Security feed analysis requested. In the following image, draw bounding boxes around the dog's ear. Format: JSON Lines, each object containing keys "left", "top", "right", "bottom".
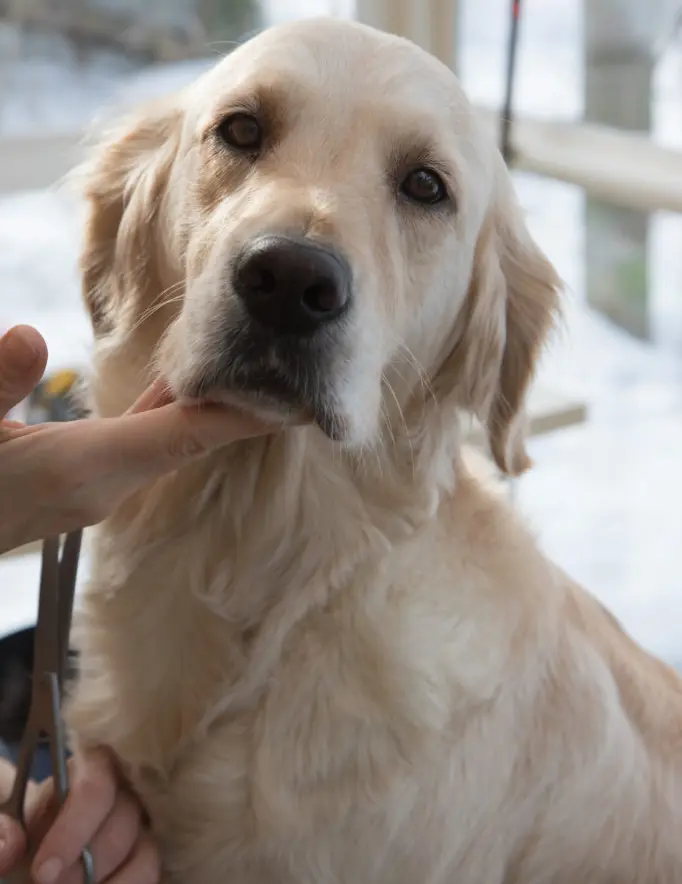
{"left": 79, "top": 99, "right": 182, "bottom": 335}
{"left": 433, "top": 166, "right": 561, "bottom": 476}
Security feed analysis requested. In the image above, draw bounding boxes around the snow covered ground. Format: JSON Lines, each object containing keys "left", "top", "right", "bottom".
{"left": 1, "top": 0, "right": 681, "bottom": 668}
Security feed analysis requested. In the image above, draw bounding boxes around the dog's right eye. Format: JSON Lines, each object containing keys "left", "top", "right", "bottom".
{"left": 400, "top": 167, "right": 448, "bottom": 205}
{"left": 217, "top": 113, "right": 263, "bottom": 152}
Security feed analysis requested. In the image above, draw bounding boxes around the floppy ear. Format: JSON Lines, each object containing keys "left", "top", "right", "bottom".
{"left": 434, "top": 168, "right": 562, "bottom": 476}
{"left": 79, "top": 99, "right": 182, "bottom": 335}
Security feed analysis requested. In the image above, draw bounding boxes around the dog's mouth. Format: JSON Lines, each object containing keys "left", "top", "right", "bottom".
{"left": 183, "top": 323, "right": 349, "bottom": 441}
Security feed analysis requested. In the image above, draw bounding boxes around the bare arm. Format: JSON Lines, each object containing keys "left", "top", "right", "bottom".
{"left": 0, "top": 325, "right": 276, "bottom": 553}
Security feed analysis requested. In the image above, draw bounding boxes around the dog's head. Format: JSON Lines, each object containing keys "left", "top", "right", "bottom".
{"left": 81, "top": 17, "right": 560, "bottom": 475}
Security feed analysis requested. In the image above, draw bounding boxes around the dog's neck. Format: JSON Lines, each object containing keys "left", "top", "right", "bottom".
{"left": 79, "top": 358, "right": 464, "bottom": 770}
{"left": 86, "top": 327, "right": 461, "bottom": 631}
{"left": 95, "top": 403, "right": 460, "bottom": 603}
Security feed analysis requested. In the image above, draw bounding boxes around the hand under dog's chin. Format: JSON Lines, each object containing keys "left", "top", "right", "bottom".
{"left": 176, "top": 383, "right": 348, "bottom": 442}
{"left": 178, "top": 387, "right": 305, "bottom": 426}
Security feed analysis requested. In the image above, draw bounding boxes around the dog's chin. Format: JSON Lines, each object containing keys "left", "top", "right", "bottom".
{"left": 175, "top": 318, "right": 356, "bottom": 442}
{"left": 180, "top": 371, "right": 349, "bottom": 442}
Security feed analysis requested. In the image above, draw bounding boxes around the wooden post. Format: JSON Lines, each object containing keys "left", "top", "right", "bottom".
{"left": 583, "top": 0, "right": 666, "bottom": 339}
{"left": 429, "top": 0, "right": 459, "bottom": 74}
{"left": 354, "top": 0, "right": 458, "bottom": 74}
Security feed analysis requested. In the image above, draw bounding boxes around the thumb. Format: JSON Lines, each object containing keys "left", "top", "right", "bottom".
{"left": 0, "top": 813, "right": 27, "bottom": 876}
{"left": 91, "top": 400, "right": 275, "bottom": 478}
{"left": 0, "top": 325, "right": 48, "bottom": 420}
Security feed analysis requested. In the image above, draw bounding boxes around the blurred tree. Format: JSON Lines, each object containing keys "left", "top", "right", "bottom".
{"left": 199, "top": 0, "right": 261, "bottom": 44}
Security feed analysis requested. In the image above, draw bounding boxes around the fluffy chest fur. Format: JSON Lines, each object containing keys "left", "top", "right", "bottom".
{"left": 65, "top": 447, "right": 682, "bottom": 884}
{"left": 66, "top": 449, "right": 540, "bottom": 884}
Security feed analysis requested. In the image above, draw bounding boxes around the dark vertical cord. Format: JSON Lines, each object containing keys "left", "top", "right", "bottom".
{"left": 500, "top": 0, "right": 522, "bottom": 165}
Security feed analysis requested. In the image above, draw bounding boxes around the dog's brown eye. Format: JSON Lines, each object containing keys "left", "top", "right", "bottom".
{"left": 400, "top": 168, "right": 447, "bottom": 205}
{"left": 218, "top": 113, "right": 262, "bottom": 151}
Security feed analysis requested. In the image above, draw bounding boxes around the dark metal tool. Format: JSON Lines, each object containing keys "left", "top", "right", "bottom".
{"left": 0, "top": 532, "right": 93, "bottom": 884}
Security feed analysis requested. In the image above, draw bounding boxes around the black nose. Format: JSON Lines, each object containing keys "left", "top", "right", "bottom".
{"left": 232, "top": 235, "right": 351, "bottom": 335}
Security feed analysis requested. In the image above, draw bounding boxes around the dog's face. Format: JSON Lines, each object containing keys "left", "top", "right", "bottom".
{"left": 82, "top": 18, "right": 560, "bottom": 473}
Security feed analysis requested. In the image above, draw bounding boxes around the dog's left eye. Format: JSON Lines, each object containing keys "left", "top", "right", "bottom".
{"left": 217, "top": 113, "right": 263, "bottom": 152}
{"left": 400, "top": 168, "right": 447, "bottom": 205}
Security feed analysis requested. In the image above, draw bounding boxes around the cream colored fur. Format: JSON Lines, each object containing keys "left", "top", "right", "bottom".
{"left": 63, "top": 18, "right": 682, "bottom": 884}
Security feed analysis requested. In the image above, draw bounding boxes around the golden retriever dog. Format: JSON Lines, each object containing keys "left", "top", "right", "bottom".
{"left": 63, "top": 17, "right": 682, "bottom": 884}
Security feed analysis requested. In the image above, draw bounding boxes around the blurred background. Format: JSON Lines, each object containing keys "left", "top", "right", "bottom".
{"left": 0, "top": 0, "right": 680, "bottom": 673}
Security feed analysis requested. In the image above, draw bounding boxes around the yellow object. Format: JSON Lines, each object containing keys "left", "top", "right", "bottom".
{"left": 44, "top": 369, "right": 78, "bottom": 398}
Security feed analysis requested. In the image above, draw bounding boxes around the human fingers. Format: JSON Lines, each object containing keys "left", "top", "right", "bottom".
{"left": 31, "top": 749, "right": 117, "bottom": 884}
{"left": 55, "top": 792, "right": 142, "bottom": 884}
{"left": 0, "top": 398, "right": 287, "bottom": 550}
{"left": 0, "top": 813, "right": 27, "bottom": 876}
{"left": 103, "top": 833, "right": 161, "bottom": 884}
{"left": 87, "top": 400, "right": 277, "bottom": 480}
{"left": 0, "top": 325, "right": 47, "bottom": 420}
{"left": 126, "top": 378, "right": 173, "bottom": 415}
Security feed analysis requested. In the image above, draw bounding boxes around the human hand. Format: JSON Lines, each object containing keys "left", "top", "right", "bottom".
{"left": 0, "top": 325, "right": 277, "bottom": 553}
{"left": 0, "top": 748, "right": 160, "bottom": 884}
